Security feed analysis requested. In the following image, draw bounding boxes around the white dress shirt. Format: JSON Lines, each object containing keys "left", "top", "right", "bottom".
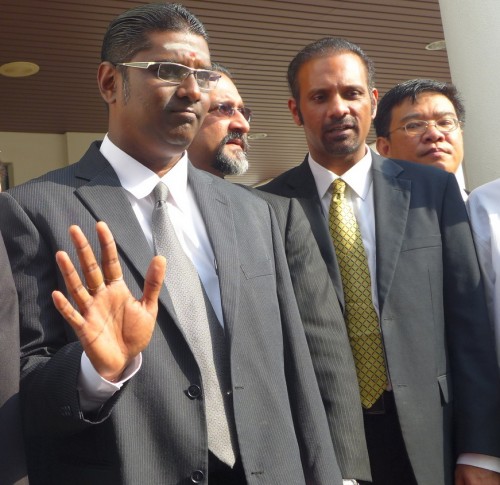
{"left": 309, "top": 148, "right": 500, "bottom": 474}
{"left": 78, "top": 135, "right": 224, "bottom": 409}
{"left": 467, "top": 178, "right": 500, "bottom": 368}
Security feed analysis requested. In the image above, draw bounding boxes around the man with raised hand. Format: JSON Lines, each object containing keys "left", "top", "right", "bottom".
{"left": 0, "top": 6, "right": 342, "bottom": 484}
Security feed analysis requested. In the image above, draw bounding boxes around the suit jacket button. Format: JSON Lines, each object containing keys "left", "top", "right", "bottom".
{"left": 187, "top": 384, "right": 202, "bottom": 399}
{"left": 191, "top": 469, "right": 205, "bottom": 483}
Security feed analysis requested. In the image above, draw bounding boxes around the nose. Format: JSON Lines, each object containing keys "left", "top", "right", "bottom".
{"left": 327, "top": 94, "right": 350, "bottom": 119}
{"left": 228, "top": 110, "right": 250, "bottom": 134}
{"left": 176, "top": 72, "right": 201, "bottom": 102}
{"left": 422, "top": 121, "right": 445, "bottom": 142}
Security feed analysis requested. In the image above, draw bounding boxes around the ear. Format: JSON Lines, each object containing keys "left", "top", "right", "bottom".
{"left": 97, "top": 62, "right": 119, "bottom": 104}
{"left": 371, "top": 88, "right": 379, "bottom": 119}
{"left": 288, "top": 97, "right": 302, "bottom": 126}
{"left": 376, "top": 136, "right": 391, "bottom": 157}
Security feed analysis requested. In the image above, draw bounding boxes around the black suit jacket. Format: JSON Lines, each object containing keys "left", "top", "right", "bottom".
{"left": 0, "top": 143, "right": 342, "bottom": 485}
{"left": 261, "top": 151, "right": 500, "bottom": 485}
{"left": 0, "top": 233, "right": 29, "bottom": 485}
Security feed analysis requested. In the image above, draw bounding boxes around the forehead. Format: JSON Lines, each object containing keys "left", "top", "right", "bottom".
{"left": 393, "top": 92, "right": 457, "bottom": 120}
{"left": 211, "top": 74, "right": 243, "bottom": 105}
{"left": 134, "top": 30, "right": 210, "bottom": 66}
{"left": 297, "top": 52, "right": 369, "bottom": 91}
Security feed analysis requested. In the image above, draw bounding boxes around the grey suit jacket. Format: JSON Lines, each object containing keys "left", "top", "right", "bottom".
{"left": 0, "top": 233, "right": 29, "bottom": 485}
{"left": 261, "top": 151, "right": 500, "bottom": 485}
{"left": 0, "top": 142, "right": 342, "bottom": 485}
{"left": 250, "top": 189, "right": 370, "bottom": 481}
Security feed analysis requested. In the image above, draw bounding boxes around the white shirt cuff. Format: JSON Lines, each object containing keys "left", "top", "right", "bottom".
{"left": 77, "top": 352, "right": 142, "bottom": 412}
{"left": 457, "top": 453, "right": 500, "bottom": 473}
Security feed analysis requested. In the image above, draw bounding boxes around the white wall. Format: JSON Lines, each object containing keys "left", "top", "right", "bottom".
{"left": 439, "top": 0, "right": 500, "bottom": 189}
{"left": 0, "top": 132, "right": 104, "bottom": 187}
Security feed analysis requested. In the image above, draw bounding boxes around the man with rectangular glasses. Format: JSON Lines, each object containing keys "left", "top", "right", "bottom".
{"left": 374, "top": 79, "right": 468, "bottom": 199}
{"left": 0, "top": 4, "right": 342, "bottom": 484}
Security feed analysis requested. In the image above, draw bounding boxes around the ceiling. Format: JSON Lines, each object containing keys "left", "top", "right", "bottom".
{"left": 0, "top": 0, "right": 451, "bottom": 186}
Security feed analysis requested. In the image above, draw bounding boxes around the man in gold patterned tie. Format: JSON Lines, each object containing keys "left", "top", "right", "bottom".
{"left": 260, "top": 37, "right": 500, "bottom": 485}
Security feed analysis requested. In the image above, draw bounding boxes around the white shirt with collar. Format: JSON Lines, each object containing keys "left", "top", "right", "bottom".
{"left": 78, "top": 135, "right": 224, "bottom": 409}
{"left": 467, "top": 179, "right": 500, "bottom": 367}
{"left": 308, "top": 146, "right": 500, "bottom": 474}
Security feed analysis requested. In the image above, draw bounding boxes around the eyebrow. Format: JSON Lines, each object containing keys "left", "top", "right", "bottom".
{"left": 398, "top": 111, "right": 458, "bottom": 123}
{"left": 151, "top": 59, "right": 212, "bottom": 69}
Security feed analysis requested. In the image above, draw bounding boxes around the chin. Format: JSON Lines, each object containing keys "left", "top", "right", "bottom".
{"left": 167, "top": 128, "right": 198, "bottom": 147}
{"left": 424, "top": 159, "right": 448, "bottom": 171}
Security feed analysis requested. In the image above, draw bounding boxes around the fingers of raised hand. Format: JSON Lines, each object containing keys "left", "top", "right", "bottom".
{"left": 95, "top": 221, "right": 124, "bottom": 286}
{"left": 52, "top": 289, "right": 86, "bottom": 333}
{"left": 57, "top": 223, "right": 126, "bottom": 311}
{"left": 68, "top": 224, "right": 106, "bottom": 297}
{"left": 55, "top": 248, "right": 94, "bottom": 310}
{"left": 142, "top": 255, "right": 166, "bottom": 311}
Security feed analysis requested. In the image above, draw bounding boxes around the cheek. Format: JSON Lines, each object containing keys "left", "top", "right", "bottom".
{"left": 206, "top": 127, "right": 226, "bottom": 149}
{"left": 388, "top": 137, "right": 416, "bottom": 158}
{"left": 451, "top": 134, "right": 464, "bottom": 154}
{"left": 301, "top": 106, "right": 322, "bottom": 128}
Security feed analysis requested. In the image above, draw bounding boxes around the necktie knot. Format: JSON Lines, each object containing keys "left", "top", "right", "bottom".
{"left": 332, "top": 178, "right": 346, "bottom": 203}
{"left": 153, "top": 182, "right": 169, "bottom": 206}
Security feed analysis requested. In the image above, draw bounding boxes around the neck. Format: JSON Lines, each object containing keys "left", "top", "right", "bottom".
{"left": 311, "top": 146, "right": 367, "bottom": 175}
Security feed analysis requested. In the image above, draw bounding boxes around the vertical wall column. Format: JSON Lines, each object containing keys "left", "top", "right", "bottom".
{"left": 439, "top": 0, "right": 500, "bottom": 189}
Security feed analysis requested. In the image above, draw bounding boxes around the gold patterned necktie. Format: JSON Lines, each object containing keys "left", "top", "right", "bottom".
{"left": 329, "top": 178, "right": 387, "bottom": 408}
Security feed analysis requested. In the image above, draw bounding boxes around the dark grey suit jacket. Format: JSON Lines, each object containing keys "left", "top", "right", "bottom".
{"left": 0, "top": 233, "right": 29, "bottom": 485}
{"left": 261, "top": 151, "right": 500, "bottom": 485}
{"left": 250, "top": 189, "right": 370, "bottom": 481}
{"left": 0, "top": 142, "right": 342, "bottom": 485}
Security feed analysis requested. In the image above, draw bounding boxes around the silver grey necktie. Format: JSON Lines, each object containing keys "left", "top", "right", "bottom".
{"left": 151, "top": 181, "right": 237, "bottom": 466}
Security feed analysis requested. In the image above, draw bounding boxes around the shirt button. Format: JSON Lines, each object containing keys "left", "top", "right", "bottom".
{"left": 187, "top": 384, "right": 202, "bottom": 399}
{"left": 191, "top": 469, "right": 205, "bottom": 483}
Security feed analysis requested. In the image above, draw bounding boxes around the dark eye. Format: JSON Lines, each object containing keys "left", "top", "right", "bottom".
{"left": 157, "top": 63, "right": 185, "bottom": 82}
{"left": 218, "top": 104, "right": 234, "bottom": 116}
{"left": 405, "top": 121, "right": 426, "bottom": 130}
{"left": 437, "top": 118, "right": 455, "bottom": 128}
{"left": 311, "top": 93, "right": 326, "bottom": 102}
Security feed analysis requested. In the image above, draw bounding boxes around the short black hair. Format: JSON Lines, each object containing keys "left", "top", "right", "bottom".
{"left": 211, "top": 62, "right": 232, "bottom": 78}
{"left": 101, "top": 3, "right": 207, "bottom": 64}
{"left": 374, "top": 78, "right": 465, "bottom": 137}
{"left": 287, "top": 37, "right": 375, "bottom": 102}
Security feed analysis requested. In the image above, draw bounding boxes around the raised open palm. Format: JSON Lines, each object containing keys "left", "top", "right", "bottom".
{"left": 52, "top": 222, "right": 166, "bottom": 382}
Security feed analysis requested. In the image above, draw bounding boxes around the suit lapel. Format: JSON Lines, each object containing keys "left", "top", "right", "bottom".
{"left": 371, "top": 153, "right": 411, "bottom": 315}
{"left": 286, "top": 159, "right": 345, "bottom": 308}
{"left": 73, "top": 144, "right": 179, "bottom": 325}
{"left": 188, "top": 165, "right": 240, "bottom": 340}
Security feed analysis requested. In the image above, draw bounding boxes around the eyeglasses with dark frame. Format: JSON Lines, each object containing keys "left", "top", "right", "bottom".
{"left": 389, "top": 117, "right": 462, "bottom": 137}
{"left": 208, "top": 103, "right": 252, "bottom": 122}
{"left": 115, "top": 61, "right": 221, "bottom": 92}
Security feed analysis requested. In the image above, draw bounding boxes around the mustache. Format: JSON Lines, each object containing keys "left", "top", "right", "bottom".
{"left": 222, "top": 131, "right": 249, "bottom": 152}
{"left": 324, "top": 116, "right": 358, "bottom": 131}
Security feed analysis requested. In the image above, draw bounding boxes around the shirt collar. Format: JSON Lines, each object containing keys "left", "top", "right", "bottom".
{"left": 100, "top": 135, "right": 189, "bottom": 209}
{"left": 308, "top": 147, "right": 373, "bottom": 199}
